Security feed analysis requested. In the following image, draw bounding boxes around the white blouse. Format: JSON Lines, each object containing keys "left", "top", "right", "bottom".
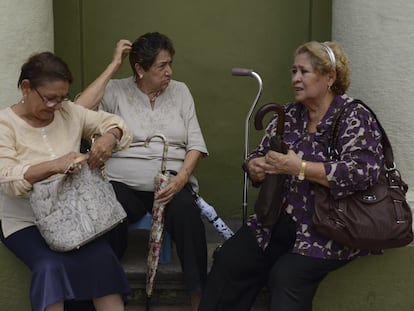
{"left": 101, "top": 77, "right": 208, "bottom": 192}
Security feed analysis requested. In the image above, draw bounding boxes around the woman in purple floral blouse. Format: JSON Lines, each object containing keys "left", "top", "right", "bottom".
{"left": 199, "top": 41, "right": 383, "bottom": 311}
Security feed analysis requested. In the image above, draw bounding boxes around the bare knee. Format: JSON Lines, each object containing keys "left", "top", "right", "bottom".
{"left": 45, "top": 302, "right": 64, "bottom": 311}
{"left": 93, "top": 293, "right": 124, "bottom": 311}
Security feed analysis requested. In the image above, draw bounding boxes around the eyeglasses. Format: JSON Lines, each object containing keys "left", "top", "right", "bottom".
{"left": 34, "top": 88, "right": 70, "bottom": 107}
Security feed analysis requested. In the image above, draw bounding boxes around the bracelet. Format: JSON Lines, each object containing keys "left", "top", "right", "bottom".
{"left": 105, "top": 131, "right": 121, "bottom": 152}
{"left": 298, "top": 160, "right": 307, "bottom": 181}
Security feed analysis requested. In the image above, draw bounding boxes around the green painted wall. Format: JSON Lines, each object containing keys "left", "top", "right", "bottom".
{"left": 0, "top": 245, "right": 31, "bottom": 310}
{"left": 53, "top": 0, "right": 332, "bottom": 218}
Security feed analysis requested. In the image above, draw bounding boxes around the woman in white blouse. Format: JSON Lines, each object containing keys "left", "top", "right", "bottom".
{"left": 77, "top": 32, "right": 208, "bottom": 311}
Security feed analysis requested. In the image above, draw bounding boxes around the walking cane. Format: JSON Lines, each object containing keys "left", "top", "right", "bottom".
{"left": 231, "top": 68, "right": 263, "bottom": 225}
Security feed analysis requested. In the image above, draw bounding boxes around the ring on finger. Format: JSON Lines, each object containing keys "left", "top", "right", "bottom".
{"left": 64, "top": 163, "right": 74, "bottom": 174}
{"left": 66, "top": 162, "right": 82, "bottom": 174}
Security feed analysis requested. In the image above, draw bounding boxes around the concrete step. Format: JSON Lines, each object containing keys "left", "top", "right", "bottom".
{"left": 125, "top": 300, "right": 269, "bottom": 311}
{"left": 121, "top": 218, "right": 269, "bottom": 310}
{"left": 121, "top": 218, "right": 230, "bottom": 307}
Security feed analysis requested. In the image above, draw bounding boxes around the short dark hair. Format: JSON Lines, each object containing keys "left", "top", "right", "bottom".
{"left": 17, "top": 51, "right": 73, "bottom": 88}
{"left": 129, "top": 32, "right": 175, "bottom": 75}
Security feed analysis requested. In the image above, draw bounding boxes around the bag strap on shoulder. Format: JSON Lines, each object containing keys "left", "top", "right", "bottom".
{"left": 328, "top": 99, "right": 394, "bottom": 170}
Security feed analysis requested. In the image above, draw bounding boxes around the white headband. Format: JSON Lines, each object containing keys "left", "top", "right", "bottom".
{"left": 320, "top": 42, "right": 336, "bottom": 69}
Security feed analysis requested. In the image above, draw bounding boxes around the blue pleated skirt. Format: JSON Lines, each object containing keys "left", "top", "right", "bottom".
{"left": 2, "top": 225, "right": 130, "bottom": 311}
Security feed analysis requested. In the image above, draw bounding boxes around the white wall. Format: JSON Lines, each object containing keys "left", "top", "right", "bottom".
{"left": 333, "top": 0, "right": 414, "bottom": 204}
{"left": 0, "top": 0, "right": 54, "bottom": 109}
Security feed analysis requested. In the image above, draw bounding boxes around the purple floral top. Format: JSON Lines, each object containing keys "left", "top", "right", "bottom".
{"left": 245, "top": 94, "right": 383, "bottom": 260}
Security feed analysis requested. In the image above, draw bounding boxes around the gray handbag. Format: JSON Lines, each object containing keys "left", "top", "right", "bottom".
{"left": 29, "top": 164, "right": 126, "bottom": 252}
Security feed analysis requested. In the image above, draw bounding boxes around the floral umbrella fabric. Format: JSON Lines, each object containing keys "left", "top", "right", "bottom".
{"left": 144, "top": 134, "right": 170, "bottom": 308}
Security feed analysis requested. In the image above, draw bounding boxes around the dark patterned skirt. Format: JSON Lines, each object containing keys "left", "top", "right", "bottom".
{"left": 1, "top": 225, "right": 130, "bottom": 311}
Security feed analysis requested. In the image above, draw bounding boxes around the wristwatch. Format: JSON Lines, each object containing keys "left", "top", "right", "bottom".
{"left": 298, "top": 160, "right": 307, "bottom": 181}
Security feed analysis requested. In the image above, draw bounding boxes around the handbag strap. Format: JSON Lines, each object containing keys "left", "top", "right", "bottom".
{"left": 328, "top": 99, "right": 394, "bottom": 170}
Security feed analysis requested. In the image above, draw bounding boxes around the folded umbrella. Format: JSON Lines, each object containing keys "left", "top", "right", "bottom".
{"left": 185, "top": 184, "right": 234, "bottom": 240}
{"left": 144, "top": 133, "right": 171, "bottom": 310}
{"left": 165, "top": 170, "right": 234, "bottom": 241}
{"left": 253, "top": 103, "right": 288, "bottom": 227}
{"left": 195, "top": 195, "right": 234, "bottom": 240}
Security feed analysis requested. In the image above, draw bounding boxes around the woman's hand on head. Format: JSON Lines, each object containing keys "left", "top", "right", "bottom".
{"left": 112, "top": 39, "right": 132, "bottom": 67}
{"left": 264, "top": 150, "right": 301, "bottom": 176}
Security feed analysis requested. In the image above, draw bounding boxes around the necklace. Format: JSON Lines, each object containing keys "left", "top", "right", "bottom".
{"left": 135, "top": 80, "right": 161, "bottom": 105}
{"left": 149, "top": 90, "right": 161, "bottom": 104}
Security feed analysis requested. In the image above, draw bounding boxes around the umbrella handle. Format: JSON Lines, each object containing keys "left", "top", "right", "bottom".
{"left": 145, "top": 134, "right": 169, "bottom": 173}
{"left": 254, "top": 102, "right": 285, "bottom": 136}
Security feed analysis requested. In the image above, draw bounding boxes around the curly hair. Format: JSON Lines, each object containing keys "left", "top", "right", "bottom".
{"left": 294, "top": 41, "right": 351, "bottom": 95}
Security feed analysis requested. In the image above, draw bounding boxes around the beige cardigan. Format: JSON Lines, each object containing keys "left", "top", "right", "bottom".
{"left": 0, "top": 102, "right": 132, "bottom": 238}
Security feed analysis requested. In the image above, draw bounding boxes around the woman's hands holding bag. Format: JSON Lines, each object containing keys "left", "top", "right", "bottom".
{"left": 24, "top": 152, "right": 88, "bottom": 185}
{"left": 87, "top": 130, "right": 121, "bottom": 169}
{"left": 64, "top": 153, "right": 88, "bottom": 174}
